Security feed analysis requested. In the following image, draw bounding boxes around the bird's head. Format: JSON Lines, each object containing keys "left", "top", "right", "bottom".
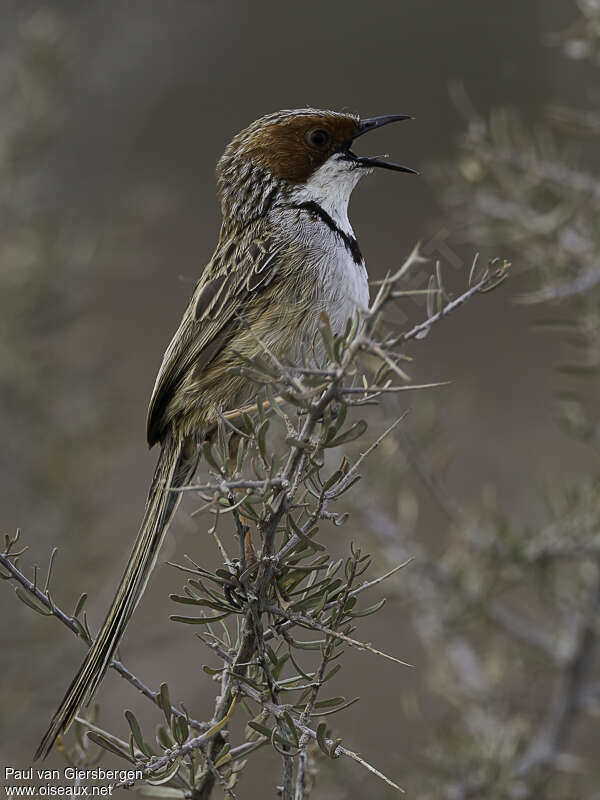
{"left": 216, "top": 108, "right": 416, "bottom": 224}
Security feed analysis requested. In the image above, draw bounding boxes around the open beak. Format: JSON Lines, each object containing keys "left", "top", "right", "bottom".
{"left": 346, "top": 114, "right": 418, "bottom": 174}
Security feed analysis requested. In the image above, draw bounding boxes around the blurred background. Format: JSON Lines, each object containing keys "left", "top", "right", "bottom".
{"left": 1, "top": 1, "right": 599, "bottom": 797}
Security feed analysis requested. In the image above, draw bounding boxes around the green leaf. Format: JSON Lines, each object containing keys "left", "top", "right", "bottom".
{"left": 170, "top": 612, "right": 232, "bottom": 624}
{"left": 268, "top": 492, "right": 285, "bottom": 514}
{"left": 324, "top": 404, "right": 347, "bottom": 443}
{"left": 291, "top": 592, "right": 327, "bottom": 612}
{"left": 257, "top": 420, "right": 270, "bottom": 462}
{"left": 158, "top": 683, "right": 172, "bottom": 724}
{"left": 292, "top": 578, "right": 343, "bottom": 612}
{"left": 15, "top": 587, "right": 51, "bottom": 615}
{"left": 247, "top": 721, "right": 272, "bottom": 738}
{"left": 235, "top": 435, "right": 247, "bottom": 472}
{"left": 326, "top": 559, "right": 343, "bottom": 579}
{"left": 170, "top": 594, "right": 235, "bottom": 612}
{"left": 349, "top": 598, "right": 386, "bottom": 617}
{"left": 156, "top": 725, "right": 173, "bottom": 750}
{"left": 320, "top": 469, "right": 343, "bottom": 495}
{"left": 214, "top": 744, "right": 232, "bottom": 768}
{"left": 289, "top": 637, "right": 326, "bottom": 650}
{"left": 343, "top": 596, "right": 357, "bottom": 612}
{"left": 326, "top": 420, "right": 368, "bottom": 448}
{"left": 288, "top": 516, "right": 325, "bottom": 552}
{"left": 323, "top": 663, "right": 342, "bottom": 682}
{"left": 147, "top": 756, "right": 182, "bottom": 786}
{"left": 316, "top": 723, "right": 328, "bottom": 756}
{"left": 248, "top": 720, "right": 296, "bottom": 751}
{"left": 124, "top": 710, "right": 146, "bottom": 754}
{"left": 214, "top": 569, "right": 237, "bottom": 582}
{"left": 168, "top": 593, "right": 203, "bottom": 605}
{"left": 173, "top": 714, "right": 188, "bottom": 745}
{"left": 331, "top": 475, "right": 362, "bottom": 497}
{"left": 310, "top": 696, "right": 360, "bottom": 717}
{"left": 287, "top": 575, "right": 339, "bottom": 598}
{"left": 334, "top": 333, "right": 346, "bottom": 362}
{"left": 203, "top": 665, "right": 225, "bottom": 676}
{"left": 314, "top": 696, "right": 345, "bottom": 709}
{"left": 87, "top": 732, "right": 135, "bottom": 763}
{"left": 265, "top": 644, "right": 278, "bottom": 665}
{"left": 73, "top": 593, "right": 88, "bottom": 617}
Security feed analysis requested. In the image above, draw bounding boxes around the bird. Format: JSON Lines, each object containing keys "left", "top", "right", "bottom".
{"left": 35, "top": 108, "right": 416, "bottom": 759}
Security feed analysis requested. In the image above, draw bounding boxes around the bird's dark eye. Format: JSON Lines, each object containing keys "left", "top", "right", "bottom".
{"left": 305, "top": 128, "right": 331, "bottom": 149}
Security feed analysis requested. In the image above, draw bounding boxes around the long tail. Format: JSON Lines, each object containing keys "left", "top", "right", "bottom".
{"left": 35, "top": 434, "right": 198, "bottom": 760}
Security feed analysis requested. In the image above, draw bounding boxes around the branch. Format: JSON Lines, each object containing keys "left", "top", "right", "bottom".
{"left": 0, "top": 551, "right": 209, "bottom": 733}
{"left": 264, "top": 603, "right": 413, "bottom": 668}
{"left": 171, "top": 477, "right": 289, "bottom": 494}
{"left": 398, "top": 258, "right": 510, "bottom": 344}
{"left": 231, "top": 678, "right": 405, "bottom": 794}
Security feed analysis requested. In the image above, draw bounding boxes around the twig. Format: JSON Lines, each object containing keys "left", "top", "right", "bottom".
{"left": 171, "top": 477, "right": 289, "bottom": 494}
{"left": 261, "top": 558, "right": 413, "bottom": 645}
{"left": 399, "top": 260, "right": 510, "bottom": 343}
{"left": 335, "top": 412, "right": 409, "bottom": 494}
{"left": 0, "top": 552, "right": 209, "bottom": 733}
{"left": 232, "top": 678, "right": 405, "bottom": 794}
{"left": 2, "top": 239, "right": 506, "bottom": 798}
{"left": 264, "top": 604, "right": 413, "bottom": 668}
{"left": 339, "top": 381, "right": 450, "bottom": 395}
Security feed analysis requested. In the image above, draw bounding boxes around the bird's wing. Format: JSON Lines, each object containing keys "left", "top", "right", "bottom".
{"left": 146, "top": 232, "right": 282, "bottom": 446}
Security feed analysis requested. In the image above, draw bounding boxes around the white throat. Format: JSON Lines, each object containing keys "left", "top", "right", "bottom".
{"left": 290, "top": 155, "right": 364, "bottom": 238}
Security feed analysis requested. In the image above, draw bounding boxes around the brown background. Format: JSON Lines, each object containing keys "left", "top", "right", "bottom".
{"left": 0, "top": 1, "right": 594, "bottom": 797}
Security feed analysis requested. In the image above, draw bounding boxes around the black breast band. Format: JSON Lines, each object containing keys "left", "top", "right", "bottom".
{"left": 290, "top": 200, "right": 363, "bottom": 266}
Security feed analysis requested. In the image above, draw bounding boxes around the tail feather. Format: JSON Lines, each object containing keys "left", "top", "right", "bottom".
{"left": 34, "top": 435, "right": 197, "bottom": 760}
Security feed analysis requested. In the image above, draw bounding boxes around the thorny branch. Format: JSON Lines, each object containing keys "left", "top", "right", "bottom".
{"left": 2, "top": 246, "right": 508, "bottom": 798}
{"left": 1, "top": 536, "right": 409, "bottom": 795}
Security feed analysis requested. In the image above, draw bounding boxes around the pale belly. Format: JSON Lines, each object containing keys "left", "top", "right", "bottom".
{"left": 321, "top": 250, "right": 369, "bottom": 334}
{"left": 310, "top": 233, "right": 370, "bottom": 336}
